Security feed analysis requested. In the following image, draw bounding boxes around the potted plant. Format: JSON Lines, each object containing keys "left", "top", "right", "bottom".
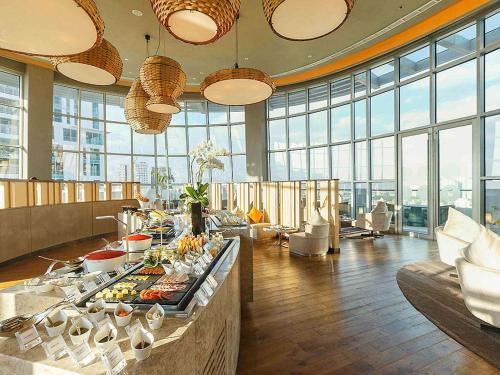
{"left": 179, "top": 140, "right": 228, "bottom": 235}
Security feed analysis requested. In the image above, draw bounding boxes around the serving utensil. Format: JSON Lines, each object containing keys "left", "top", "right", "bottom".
{"left": 38, "top": 255, "right": 85, "bottom": 266}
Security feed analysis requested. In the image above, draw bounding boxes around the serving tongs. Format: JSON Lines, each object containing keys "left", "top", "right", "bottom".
{"left": 0, "top": 299, "right": 81, "bottom": 337}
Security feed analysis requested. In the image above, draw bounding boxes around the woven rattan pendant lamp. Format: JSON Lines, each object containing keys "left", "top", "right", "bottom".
{"left": 125, "top": 79, "right": 172, "bottom": 134}
{"left": 150, "top": 0, "right": 241, "bottom": 45}
{"left": 0, "top": 0, "right": 104, "bottom": 57}
{"left": 51, "top": 39, "right": 122, "bottom": 85}
{"left": 201, "top": 16, "right": 275, "bottom": 106}
{"left": 263, "top": 0, "right": 355, "bottom": 41}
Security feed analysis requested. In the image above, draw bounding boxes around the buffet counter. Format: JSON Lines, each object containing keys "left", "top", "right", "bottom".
{"left": 0, "top": 238, "right": 241, "bottom": 375}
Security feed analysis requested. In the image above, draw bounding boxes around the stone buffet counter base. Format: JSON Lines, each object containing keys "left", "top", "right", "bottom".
{"left": 0, "top": 239, "right": 241, "bottom": 375}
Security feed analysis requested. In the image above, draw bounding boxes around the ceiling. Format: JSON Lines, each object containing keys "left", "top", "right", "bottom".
{"left": 92, "top": 0, "right": 461, "bottom": 85}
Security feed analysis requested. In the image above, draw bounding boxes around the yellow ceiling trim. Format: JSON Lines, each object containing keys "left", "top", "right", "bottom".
{"left": 0, "top": 0, "right": 489, "bottom": 92}
{"left": 274, "top": 0, "right": 490, "bottom": 87}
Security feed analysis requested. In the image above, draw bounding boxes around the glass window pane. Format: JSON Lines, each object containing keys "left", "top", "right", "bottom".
{"left": 209, "top": 126, "right": 229, "bottom": 150}
{"left": 436, "top": 60, "right": 476, "bottom": 123}
{"left": 169, "top": 156, "right": 189, "bottom": 183}
{"left": 485, "top": 48, "right": 500, "bottom": 112}
{"left": 310, "top": 147, "right": 329, "bottom": 180}
{"left": 268, "top": 95, "right": 286, "bottom": 118}
{"left": 156, "top": 134, "right": 166, "bottom": 155}
{"left": 399, "top": 46, "right": 430, "bottom": 80}
{"left": 372, "top": 182, "right": 395, "bottom": 222}
{"left": 106, "top": 122, "right": 131, "bottom": 154}
{"left": 187, "top": 102, "right": 207, "bottom": 125}
{"left": 171, "top": 102, "right": 186, "bottom": 125}
{"left": 270, "top": 151, "right": 287, "bottom": 181}
{"left": 133, "top": 132, "right": 155, "bottom": 154}
{"left": 52, "top": 115, "right": 77, "bottom": 151}
{"left": 289, "top": 149, "right": 307, "bottom": 180}
{"left": 232, "top": 155, "right": 247, "bottom": 182}
{"left": 0, "top": 146, "right": 19, "bottom": 178}
{"left": 308, "top": 85, "right": 328, "bottom": 110}
{"left": 0, "top": 71, "right": 20, "bottom": 107}
{"left": 208, "top": 103, "right": 228, "bottom": 124}
{"left": 106, "top": 95, "right": 126, "bottom": 122}
{"left": 485, "top": 12, "right": 500, "bottom": 46}
{"left": 269, "top": 119, "right": 286, "bottom": 150}
{"left": 436, "top": 24, "right": 476, "bottom": 67}
{"left": 288, "top": 90, "right": 306, "bottom": 115}
{"left": 53, "top": 85, "right": 78, "bottom": 116}
{"left": 371, "top": 90, "right": 394, "bottom": 136}
{"left": 371, "top": 62, "right": 394, "bottom": 92}
{"left": 309, "top": 110, "right": 328, "bottom": 146}
{"left": 133, "top": 155, "right": 155, "bottom": 185}
{"left": 339, "top": 183, "right": 352, "bottom": 216}
{"left": 80, "top": 119, "right": 104, "bottom": 153}
{"left": 230, "top": 106, "right": 245, "bottom": 123}
{"left": 355, "top": 141, "right": 367, "bottom": 180}
{"left": 355, "top": 182, "right": 368, "bottom": 217}
{"left": 107, "top": 155, "right": 131, "bottom": 181}
{"left": 80, "top": 152, "right": 104, "bottom": 181}
{"left": 400, "top": 77, "right": 430, "bottom": 130}
{"left": 51, "top": 151, "right": 77, "bottom": 180}
{"left": 211, "top": 155, "right": 231, "bottom": 182}
{"left": 354, "top": 72, "right": 367, "bottom": 98}
{"left": 231, "top": 124, "right": 245, "bottom": 153}
{"left": 354, "top": 100, "right": 366, "bottom": 139}
{"left": 81, "top": 91, "right": 104, "bottom": 119}
{"left": 331, "top": 77, "right": 351, "bottom": 104}
{"left": 331, "top": 104, "right": 351, "bottom": 142}
{"left": 485, "top": 180, "right": 500, "bottom": 234}
{"left": 331, "top": 143, "right": 351, "bottom": 181}
{"left": 188, "top": 127, "right": 207, "bottom": 151}
{"left": 167, "top": 127, "right": 186, "bottom": 155}
{"left": 485, "top": 114, "right": 500, "bottom": 176}
{"left": 371, "top": 137, "right": 394, "bottom": 180}
{"left": 0, "top": 105, "right": 20, "bottom": 146}
{"left": 288, "top": 115, "right": 306, "bottom": 148}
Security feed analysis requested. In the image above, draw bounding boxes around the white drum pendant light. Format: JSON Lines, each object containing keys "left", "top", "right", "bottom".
{"left": 0, "top": 0, "right": 104, "bottom": 56}
{"left": 263, "top": 0, "right": 355, "bottom": 41}
{"left": 150, "top": 0, "right": 241, "bottom": 45}
{"left": 51, "top": 39, "right": 122, "bottom": 85}
{"left": 201, "top": 16, "right": 275, "bottom": 105}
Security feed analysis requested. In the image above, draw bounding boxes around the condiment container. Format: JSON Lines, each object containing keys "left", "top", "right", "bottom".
{"left": 68, "top": 316, "right": 93, "bottom": 345}
{"left": 131, "top": 328, "right": 154, "bottom": 361}
{"left": 44, "top": 309, "right": 67, "bottom": 337}
{"left": 114, "top": 301, "right": 133, "bottom": 327}
{"left": 146, "top": 303, "right": 164, "bottom": 330}
{"left": 94, "top": 322, "right": 117, "bottom": 353}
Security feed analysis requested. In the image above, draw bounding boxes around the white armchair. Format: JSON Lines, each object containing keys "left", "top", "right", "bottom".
{"left": 289, "top": 209, "right": 330, "bottom": 256}
{"left": 456, "top": 226, "right": 500, "bottom": 329}
{"left": 356, "top": 201, "right": 392, "bottom": 235}
{"left": 436, "top": 208, "right": 481, "bottom": 267}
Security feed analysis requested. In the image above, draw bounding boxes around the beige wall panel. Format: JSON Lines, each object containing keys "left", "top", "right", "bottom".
{"left": 0, "top": 208, "right": 30, "bottom": 263}
{"left": 30, "top": 202, "right": 93, "bottom": 251}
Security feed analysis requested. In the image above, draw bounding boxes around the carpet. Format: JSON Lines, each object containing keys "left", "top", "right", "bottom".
{"left": 396, "top": 260, "right": 500, "bottom": 369}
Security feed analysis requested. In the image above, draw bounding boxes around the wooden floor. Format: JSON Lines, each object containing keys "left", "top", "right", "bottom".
{"left": 236, "top": 236, "right": 500, "bottom": 375}
{"left": 0, "top": 235, "right": 498, "bottom": 374}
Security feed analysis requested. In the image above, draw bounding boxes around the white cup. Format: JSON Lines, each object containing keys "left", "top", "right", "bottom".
{"left": 131, "top": 328, "right": 154, "bottom": 361}
{"left": 44, "top": 309, "right": 67, "bottom": 337}
{"left": 146, "top": 303, "right": 165, "bottom": 330}
{"left": 162, "top": 264, "right": 174, "bottom": 275}
{"left": 68, "top": 317, "right": 93, "bottom": 345}
{"left": 94, "top": 322, "right": 117, "bottom": 353}
{"left": 87, "top": 299, "right": 106, "bottom": 323}
{"left": 114, "top": 301, "right": 133, "bottom": 327}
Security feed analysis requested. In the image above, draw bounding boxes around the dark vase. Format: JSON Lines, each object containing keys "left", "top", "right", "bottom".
{"left": 191, "top": 202, "right": 204, "bottom": 235}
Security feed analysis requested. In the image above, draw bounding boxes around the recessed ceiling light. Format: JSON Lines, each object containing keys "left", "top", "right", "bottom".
{"left": 124, "top": 58, "right": 129, "bottom": 61}
{"left": 128, "top": 71, "right": 132, "bottom": 74}
{"left": 192, "top": 77, "right": 197, "bottom": 80}
{"left": 244, "top": 57, "right": 249, "bottom": 60}
{"left": 199, "top": 72, "right": 204, "bottom": 75}
{"left": 307, "top": 55, "right": 313, "bottom": 58}
{"left": 131, "top": 9, "right": 143, "bottom": 17}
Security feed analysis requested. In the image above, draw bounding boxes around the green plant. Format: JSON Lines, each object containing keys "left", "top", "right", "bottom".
{"left": 179, "top": 183, "right": 209, "bottom": 207}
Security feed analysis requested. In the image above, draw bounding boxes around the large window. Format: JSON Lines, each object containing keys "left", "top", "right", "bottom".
{"left": 267, "top": 9, "right": 499, "bottom": 225}
{"left": 0, "top": 70, "right": 21, "bottom": 179}
{"left": 52, "top": 86, "right": 247, "bottom": 194}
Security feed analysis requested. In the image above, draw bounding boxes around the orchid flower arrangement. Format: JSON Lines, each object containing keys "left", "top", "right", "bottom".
{"left": 179, "top": 140, "right": 229, "bottom": 207}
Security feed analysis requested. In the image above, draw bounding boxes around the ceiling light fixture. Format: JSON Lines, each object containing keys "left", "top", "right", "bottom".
{"left": 201, "top": 15, "right": 275, "bottom": 105}
{"left": 139, "top": 34, "right": 186, "bottom": 114}
{"left": 262, "top": 0, "right": 355, "bottom": 41}
{"left": 125, "top": 79, "right": 171, "bottom": 134}
{"left": 149, "top": 0, "right": 241, "bottom": 45}
{"left": 51, "top": 39, "right": 122, "bottom": 85}
{"left": 0, "top": 0, "right": 104, "bottom": 57}
{"left": 131, "top": 9, "right": 143, "bottom": 16}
